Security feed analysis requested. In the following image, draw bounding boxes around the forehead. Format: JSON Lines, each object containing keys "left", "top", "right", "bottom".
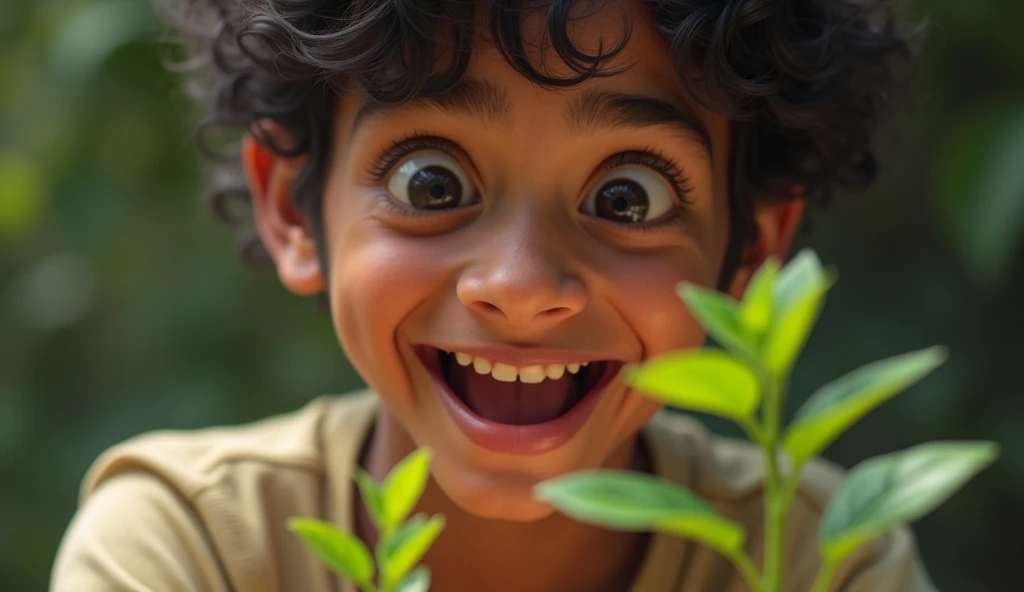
{"left": 348, "top": 0, "right": 726, "bottom": 156}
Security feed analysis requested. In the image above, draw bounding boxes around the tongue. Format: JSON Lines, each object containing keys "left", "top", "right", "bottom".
{"left": 446, "top": 358, "right": 580, "bottom": 425}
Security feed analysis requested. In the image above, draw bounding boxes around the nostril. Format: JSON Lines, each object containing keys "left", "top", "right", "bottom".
{"left": 540, "top": 306, "right": 573, "bottom": 318}
{"left": 472, "top": 302, "right": 573, "bottom": 321}
{"left": 475, "top": 301, "right": 503, "bottom": 316}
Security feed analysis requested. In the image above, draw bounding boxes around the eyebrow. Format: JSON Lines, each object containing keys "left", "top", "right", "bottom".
{"left": 352, "top": 78, "right": 712, "bottom": 154}
{"left": 565, "top": 90, "right": 711, "bottom": 153}
{"left": 354, "top": 78, "right": 515, "bottom": 130}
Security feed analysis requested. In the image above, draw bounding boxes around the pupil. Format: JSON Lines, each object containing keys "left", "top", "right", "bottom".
{"left": 408, "top": 165, "right": 463, "bottom": 209}
{"left": 595, "top": 179, "right": 649, "bottom": 223}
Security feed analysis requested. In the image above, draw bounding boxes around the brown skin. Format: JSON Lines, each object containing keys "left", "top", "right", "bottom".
{"left": 243, "top": 3, "right": 802, "bottom": 591}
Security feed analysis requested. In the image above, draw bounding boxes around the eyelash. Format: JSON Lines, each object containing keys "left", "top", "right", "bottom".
{"left": 365, "top": 133, "right": 469, "bottom": 219}
{"left": 367, "top": 134, "right": 694, "bottom": 231}
{"left": 602, "top": 148, "right": 694, "bottom": 233}
{"left": 366, "top": 132, "right": 458, "bottom": 181}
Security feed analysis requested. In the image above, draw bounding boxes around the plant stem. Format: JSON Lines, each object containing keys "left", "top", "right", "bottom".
{"left": 739, "top": 417, "right": 766, "bottom": 447}
{"left": 759, "top": 373, "right": 790, "bottom": 592}
{"left": 376, "top": 525, "right": 393, "bottom": 592}
{"left": 762, "top": 449, "right": 784, "bottom": 592}
{"left": 809, "top": 559, "right": 838, "bottom": 592}
{"left": 728, "top": 550, "right": 765, "bottom": 592}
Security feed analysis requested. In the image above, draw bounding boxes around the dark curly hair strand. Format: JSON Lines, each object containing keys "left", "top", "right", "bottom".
{"left": 156, "top": 0, "right": 915, "bottom": 295}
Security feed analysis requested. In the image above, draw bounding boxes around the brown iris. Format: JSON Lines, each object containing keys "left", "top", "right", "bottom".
{"left": 406, "top": 165, "right": 464, "bottom": 210}
{"left": 593, "top": 179, "right": 649, "bottom": 223}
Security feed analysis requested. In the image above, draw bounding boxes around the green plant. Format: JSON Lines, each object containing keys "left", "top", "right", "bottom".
{"left": 535, "top": 249, "right": 999, "bottom": 592}
{"left": 289, "top": 448, "right": 444, "bottom": 592}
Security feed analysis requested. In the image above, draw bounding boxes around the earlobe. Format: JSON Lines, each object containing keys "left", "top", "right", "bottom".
{"left": 725, "top": 196, "right": 805, "bottom": 300}
{"left": 241, "top": 133, "right": 325, "bottom": 296}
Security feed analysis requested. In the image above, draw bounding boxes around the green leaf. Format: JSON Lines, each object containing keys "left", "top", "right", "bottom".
{"left": 774, "top": 250, "right": 824, "bottom": 307}
{"left": 784, "top": 346, "right": 948, "bottom": 465}
{"left": 535, "top": 470, "right": 746, "bottom": 556}
{"left": 380, "top": 515, "right": 445, "bottom": 591}
{"left": 288, "top": 518, "right": 375, "bottom": 588}
{"left": 625, "top": 350, "right": 760, "bottom": 423}
{"left": 739, "top": 257, "right": 780, "bottom": 335}
{"left": 378, "top": 515, "right": 425, "bottom": 561}
{"left": 381, "top": 448, "right": 433, "bottom": 531}
{"left": 354, "top": 468, "right": 384, "bottom": 529}
{"left": 677, "top": 284, "right": 758, "bottom": 361}
{"left": 394, "top": 566, "right": 432, "bottom": 592}
{"left": 821, "top": 442, "right": 999, "bottom": 564}
{"left": 761, "top": 250, "right": 833, "bottom": 375}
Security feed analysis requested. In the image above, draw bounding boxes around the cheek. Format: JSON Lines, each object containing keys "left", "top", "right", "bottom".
{"left": 326, "top": 219, "right": 449, "bottom": 390}
{"left": 598, "top": 247, "right": 715, "bottom": 357}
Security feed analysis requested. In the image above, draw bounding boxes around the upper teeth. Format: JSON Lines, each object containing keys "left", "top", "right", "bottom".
{"left": 452, "top": 352, "right": 589, "bottom": 384}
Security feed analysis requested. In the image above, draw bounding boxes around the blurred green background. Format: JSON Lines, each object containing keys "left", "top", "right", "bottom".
{"left": 1, "top": 0, "right": 1021, "bottom": 590}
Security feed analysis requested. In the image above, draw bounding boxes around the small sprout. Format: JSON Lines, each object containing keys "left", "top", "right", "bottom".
{"left": 291, "top": 448, "right": 443, "bottom": 592}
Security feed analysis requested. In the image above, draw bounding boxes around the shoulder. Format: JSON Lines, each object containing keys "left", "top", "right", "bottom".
{"left": 78, "top": 390, "right": 378, "bottom": 506}
{"left": 52, "top": 390, "right": 377, "bottom": 592}
{"left": 78, "top": 390, "right": 374, "bottom": 503}
{"left": 646, "top": 410, "right": 937, "bottom": 591}
{"left": 51, "top": 470, "right": 229, "bottom": 591}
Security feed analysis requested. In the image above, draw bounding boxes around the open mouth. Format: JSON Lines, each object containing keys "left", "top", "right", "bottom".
{"left": 415, "top": 346, "right": 621, "bottom": 426}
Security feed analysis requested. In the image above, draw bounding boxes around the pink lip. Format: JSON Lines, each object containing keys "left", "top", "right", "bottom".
{"left": 415, "top": 346, "right": 622, "bottom": 455}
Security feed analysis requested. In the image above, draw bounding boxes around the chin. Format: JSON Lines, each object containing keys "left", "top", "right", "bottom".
{"left": 431, "top": 459, "right": 560, "bottom": 522}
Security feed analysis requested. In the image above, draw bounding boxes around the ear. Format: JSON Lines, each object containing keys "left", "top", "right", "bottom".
{"left": 241, "top": 130, "right": 325, "bottom": 295}
{"left": 724, "top": 195, "right": 805, "bottom": 301}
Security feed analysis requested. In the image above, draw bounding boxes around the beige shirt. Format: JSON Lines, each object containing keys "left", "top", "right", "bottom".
{"left": 51, "top": 390, "right": 935, "bottom": 592}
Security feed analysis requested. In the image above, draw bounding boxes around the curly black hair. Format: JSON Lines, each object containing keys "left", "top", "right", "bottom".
{"left": 157, "top": 0, "right": 915, "bottom": 293}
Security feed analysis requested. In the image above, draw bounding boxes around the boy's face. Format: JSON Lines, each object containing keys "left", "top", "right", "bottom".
{"left": 249, "top": 0, "right": 800, "bottom": 521}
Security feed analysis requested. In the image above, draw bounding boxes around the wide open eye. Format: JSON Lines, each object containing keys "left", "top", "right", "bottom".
{"left": 386, "top": 151, "right": 477, "bottom": 211}
{"left": 580, "top": 165, "right": 676, "bottom": 224}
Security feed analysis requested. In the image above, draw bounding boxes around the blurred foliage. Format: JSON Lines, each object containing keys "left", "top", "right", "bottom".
{"left": 0, "top": 0, "right": 1021, "bottom": 590}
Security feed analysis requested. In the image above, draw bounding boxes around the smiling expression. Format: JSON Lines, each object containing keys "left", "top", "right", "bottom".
{"left": 249, "top": 2, "right": 789, "bottom": 522}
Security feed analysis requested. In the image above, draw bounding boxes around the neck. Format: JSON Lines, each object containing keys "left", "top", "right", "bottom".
{"left": 354, "top": 407, "right": 654, "bottom": 592}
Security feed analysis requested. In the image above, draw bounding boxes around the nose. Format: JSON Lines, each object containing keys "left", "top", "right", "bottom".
{"left": 456, "top": 216, "right": 588, "bottom": 327}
